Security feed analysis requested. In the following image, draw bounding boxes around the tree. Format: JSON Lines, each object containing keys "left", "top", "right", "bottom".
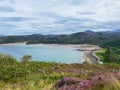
{"left": 104, "top": 47, "right": 116, "bottom": 63}
{"left": 21, "top": 55, "right": 32, "bottom": 63}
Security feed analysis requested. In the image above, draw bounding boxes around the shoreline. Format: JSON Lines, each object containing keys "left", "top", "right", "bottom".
{"left": 83, "top": 50, "right": 103, "bottom": 64}
{"left": 0, "top": 42, "right": 26, "bottom": 45}
{"left": 0, "top": 42, "right": 102, "bottom": 64}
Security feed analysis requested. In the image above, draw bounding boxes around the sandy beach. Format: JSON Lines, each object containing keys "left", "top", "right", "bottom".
{"left": 0, "top": 42, "right": 26, "bottom": 45}
{"left": 70, "top": 44, "right": 102, "bottom": 64}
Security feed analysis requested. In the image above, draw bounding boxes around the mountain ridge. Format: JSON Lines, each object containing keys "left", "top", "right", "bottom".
{"left": 0, "top": 30, "right": 120, "bottom": 46}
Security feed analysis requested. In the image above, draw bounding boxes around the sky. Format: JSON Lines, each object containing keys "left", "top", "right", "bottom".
{"left": 0, "top": 0, "right": 120, "bottom": 35}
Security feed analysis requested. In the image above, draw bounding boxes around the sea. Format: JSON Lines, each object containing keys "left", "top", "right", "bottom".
{"left": 0, "top": 44, "right": 84, "bottom": 63}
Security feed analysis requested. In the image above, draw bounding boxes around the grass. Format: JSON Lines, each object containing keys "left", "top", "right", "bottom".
{"left": 0, "top": 54, "right": 120, "bottom": 90}
{"left": 94, "top": 49, "right": 106, "bottom": 61}
{"left": 102, "top": 74, "right": 120, "bottom": 90}
{"left": 0, "top": 62, "right": 120, "bottom": 90}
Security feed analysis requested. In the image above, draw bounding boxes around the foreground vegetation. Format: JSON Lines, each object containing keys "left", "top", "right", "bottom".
{"left": 0, "top": 54, "right": 120, "bottom": 90}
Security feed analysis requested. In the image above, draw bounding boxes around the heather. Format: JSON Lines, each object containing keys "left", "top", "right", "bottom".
{"left": 0, "top": 54, "right": 120, "bottom": 90}
{"left": 55, "top": 72, "right": 120, "bottom": 90}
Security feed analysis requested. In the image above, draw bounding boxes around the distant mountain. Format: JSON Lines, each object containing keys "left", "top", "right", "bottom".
{"left": 85, "top": 30, "right": 95, "bottom": 33}
{"left": 115, "top": 29, "right": 120, "bottom": 32}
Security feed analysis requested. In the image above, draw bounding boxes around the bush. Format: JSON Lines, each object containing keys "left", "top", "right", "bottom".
{"left": 21, "top": 55, "right": 32, "bottom": 63}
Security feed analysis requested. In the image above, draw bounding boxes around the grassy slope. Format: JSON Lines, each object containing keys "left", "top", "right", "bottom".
{"left": 95, "top": 48, "right": 120, "bottom": 63}
{"left": 0, "top": 53, "right": 120, "bottom": 90}
{"left": 94, "top": 49, "right": 106, "bottom": 61}
{"left": 0, "top": 61, "right": 120, "bottom": 90}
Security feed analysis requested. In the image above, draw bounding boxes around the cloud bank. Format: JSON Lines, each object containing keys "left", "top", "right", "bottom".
{"left": 0, "top": 0, "right": 120, "bottom": 35}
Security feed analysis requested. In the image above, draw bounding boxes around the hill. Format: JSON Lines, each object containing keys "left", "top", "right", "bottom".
{"left": 0, "top": 31, "right": 120, "bottom": 46}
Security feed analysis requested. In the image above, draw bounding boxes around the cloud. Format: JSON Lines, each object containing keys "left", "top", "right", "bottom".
{"left": 0, "top": 6, "right": 15, "bottom": 12}
{"left": 0, "top": 17, "right": 30, "bottom": 22}
{"left": 54, "top": 20, "right": 68, "bottom": 24}
{"left": 0, "top": 0, "right": 120, "bottom": 35}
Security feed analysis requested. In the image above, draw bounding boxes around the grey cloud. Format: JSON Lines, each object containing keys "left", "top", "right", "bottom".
{"left": 0, "top": 0, "right": 15, "bottom": 3}
{"left": 0, "top": 6, "right": 15, "bottom": 12}
{"left": 0, "top": 0, "right": 120, "bottom": 35}
{"left": 0, "top": 17, "right": 31, "bottom": 22}
{"left": 54, "top": 20, "right": 68, "bottom": 24}
{"left": 0, "top": 23, "right": 16, "bottom": 28}
{"left": 9, "top": 0, "right": 15, "bottom": 3}
{"left": 53, "top": 18, "right": 94, "bottom": 25}
{"left": 76, "top": 11, "right": 94, "bottom": 15}
{"left": 39, "top": 12, "right": 64, "bottom": 19}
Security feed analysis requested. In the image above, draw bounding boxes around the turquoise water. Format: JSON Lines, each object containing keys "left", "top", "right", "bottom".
{"left": 0, "top": 44, "right": 84, "bottom": 63}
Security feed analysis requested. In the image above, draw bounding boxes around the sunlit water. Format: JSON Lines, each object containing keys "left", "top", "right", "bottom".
{"left": 0, "top": 44, "right": 84, "bottom": 63}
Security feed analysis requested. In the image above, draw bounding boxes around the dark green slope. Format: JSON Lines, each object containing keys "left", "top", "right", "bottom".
{"left": 0, "top": 31, "right": 120, "bottom": 46}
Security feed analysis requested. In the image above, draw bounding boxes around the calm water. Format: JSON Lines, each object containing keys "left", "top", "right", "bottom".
{"left": 0, "top": 44, "right": 84, "bottom": 63}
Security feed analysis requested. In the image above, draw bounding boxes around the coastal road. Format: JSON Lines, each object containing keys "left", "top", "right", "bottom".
{"left": 83, "top": 51, "right": 102, "bottom": 64}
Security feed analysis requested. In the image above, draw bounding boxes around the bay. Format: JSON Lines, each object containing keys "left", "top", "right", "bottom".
{"left": 0, "top": 44, "right": 84, "bottom": 63}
